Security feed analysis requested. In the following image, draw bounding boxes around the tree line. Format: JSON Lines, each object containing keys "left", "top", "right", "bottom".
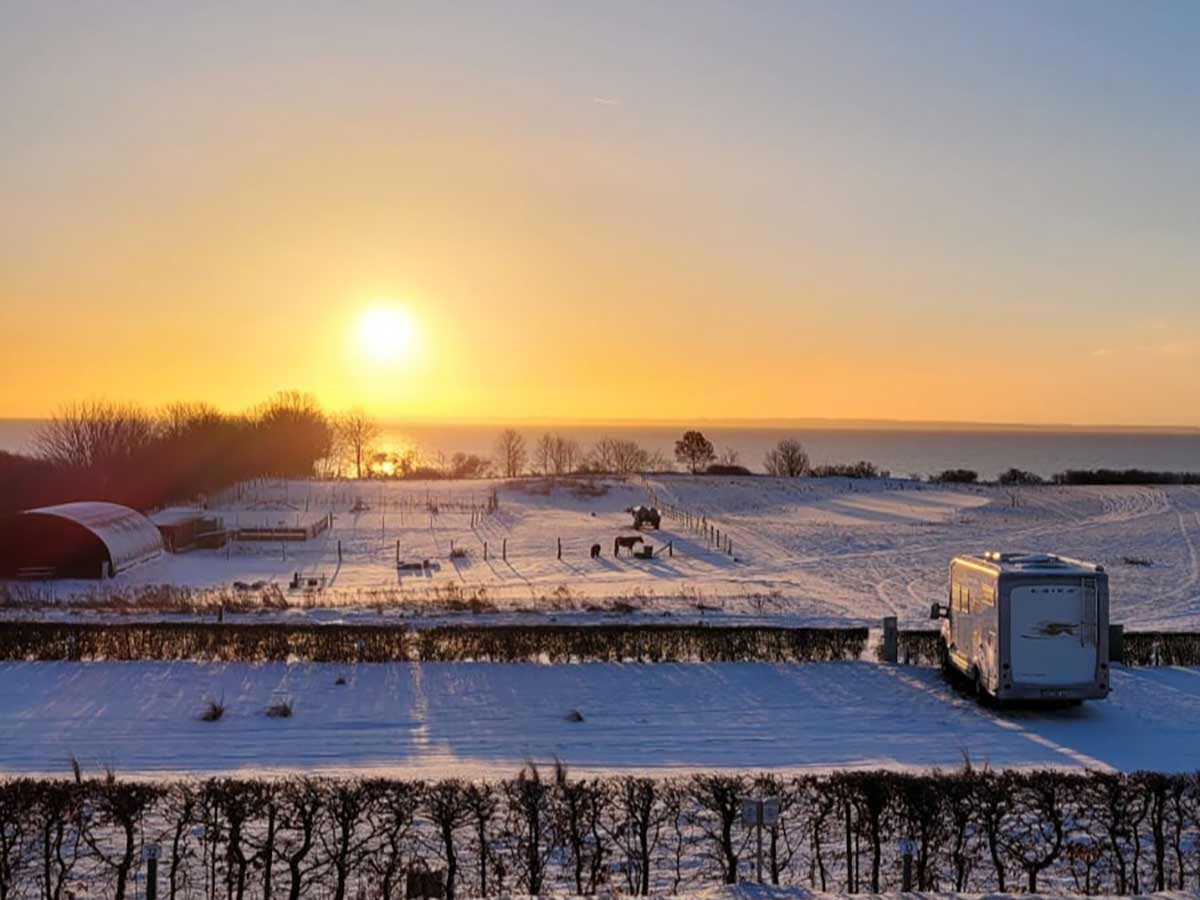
{"left": 2, "top": 767, "right": 1198, "bottom": 899}
{"left": 0, "top": 393, "right": 336, "bottom": 515}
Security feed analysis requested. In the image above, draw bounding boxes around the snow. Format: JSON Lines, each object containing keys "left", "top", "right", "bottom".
{"left": 9, "top": 477, "right": 1200, "bottom": 631}
{"left": 2, "top": 658, "right": 1197, "bottom": 779}
{"left": 484, "top": 888, "right": 1195, "bottom": 900}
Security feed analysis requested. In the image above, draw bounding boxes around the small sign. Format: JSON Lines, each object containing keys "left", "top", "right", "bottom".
{"left": 741, "top": 799, "right": 760, "bottom": 826}
{"left": 761, "top": 797, "right": 780, "bottom": 826}
{"left": 143, "top": 843, "right": 161, "bottom": 862}
{"left": 897, "top": 838, "right": 915, "bottom": 857}
{"left": 741, "top": 797, "right": 780, "bottom": 827}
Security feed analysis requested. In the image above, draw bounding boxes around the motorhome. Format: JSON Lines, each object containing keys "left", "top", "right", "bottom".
{"left": 932, "top": 552, "right": 1110, "bottom": 702}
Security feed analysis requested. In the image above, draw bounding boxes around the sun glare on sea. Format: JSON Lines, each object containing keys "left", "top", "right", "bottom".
{"left": 356, "top": 304, "right": 415, "bottom": 365}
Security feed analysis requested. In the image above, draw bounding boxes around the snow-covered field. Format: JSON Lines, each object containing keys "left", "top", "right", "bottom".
{"left": 10, "top": 476, "right": 1200, "bottom": 630}
{"left": 3, "top": 658, "right": 1198, "bottom": 778}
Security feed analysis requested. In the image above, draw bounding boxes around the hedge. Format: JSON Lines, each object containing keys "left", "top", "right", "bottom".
{"left": 0, "top": 622, "right": 868, "bottom": 663}
{"left": 1120, "top": 631, "right": 1200, "bottom": 667}
{"left": 1, "top": 769, "right": 1197, "bottom": 900}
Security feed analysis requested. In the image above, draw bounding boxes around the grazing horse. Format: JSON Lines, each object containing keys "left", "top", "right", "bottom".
{"left": 590, "top": 543, "right": 601, "bottom": 558}
{"left": 625, "top": 505, "right": 661, "bottom": 530}
{"left": 614, "top": 535, "right": 644, "bottom": 556}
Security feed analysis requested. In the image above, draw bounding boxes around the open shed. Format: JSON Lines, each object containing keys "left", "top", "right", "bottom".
{"left": 0, "top": 501, "right": 163, "bottom": 579}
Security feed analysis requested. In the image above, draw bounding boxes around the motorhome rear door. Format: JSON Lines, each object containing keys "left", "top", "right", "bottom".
{"left": 1009, "top": 580, "right": 1098, "bottom": 685}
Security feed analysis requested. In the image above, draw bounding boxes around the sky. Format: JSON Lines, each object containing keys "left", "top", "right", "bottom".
{"left": 1, "top": 1, "right": 1198, "bottom": 426}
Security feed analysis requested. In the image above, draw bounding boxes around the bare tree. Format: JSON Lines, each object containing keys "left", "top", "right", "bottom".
{"left": 763, "top": 439, "right": 809, "bottom": 477}
{"left": 718, "top": 447, "right": 741, "bottom": 467}
{"left": 535, "top": 434, "right": 556, "bottom": 476}
{"left": 551, "top": 435, "right": 582, "bottom": 475}
{"left": 674, "top": 430, "right": 715, "bottom": 474}
{"left": 589, "top": 438, "right": 653, "bottom": 475}
{"left": 334, "top": 410, "right": 381, "bottom": 479}
{"left": 494, "top": 429, "right": 527, "bottom": 478}
{"left": 34, "top": 400, "right": 156, "bottom": 470}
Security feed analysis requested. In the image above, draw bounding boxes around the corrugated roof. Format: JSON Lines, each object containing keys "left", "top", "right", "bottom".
{"left": 25, "top": 501, "right": 163, "bottom": 573}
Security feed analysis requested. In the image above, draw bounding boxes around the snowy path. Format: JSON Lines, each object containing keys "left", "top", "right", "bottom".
{"left": 1, "top": 660, "right": 1197, "bottom": 779}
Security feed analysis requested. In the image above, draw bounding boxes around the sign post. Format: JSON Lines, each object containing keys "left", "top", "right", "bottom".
{"left": 143, "top": 843, "right": 160, "bottom": 900}
{"left": 898, "top": 837, "right": 915, "bottom": 891}
{"left": 741, "top": 797, "right": 779, "bottom": 884}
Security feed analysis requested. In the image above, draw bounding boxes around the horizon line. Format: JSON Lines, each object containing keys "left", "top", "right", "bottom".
{"left": 2, "top": 413, "right": 1199, "bottom": 434}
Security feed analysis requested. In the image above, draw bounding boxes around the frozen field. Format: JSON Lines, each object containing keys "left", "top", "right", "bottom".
{"left": 2, "top": 659, "right": 1197, "bottom": 778}
{"left": 9, "top": 476, "right": 1200, "bottom": 629}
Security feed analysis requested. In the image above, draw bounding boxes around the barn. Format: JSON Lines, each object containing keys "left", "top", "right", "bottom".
{"left": 0, "top": 501, "right": 163, "bottom": 579}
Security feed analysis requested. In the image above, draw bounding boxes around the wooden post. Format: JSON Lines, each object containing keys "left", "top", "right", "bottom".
{"left": 882, "top": 616, "right": 898, "bottom": 664}
{"left": 557, "top": 537, "right": 562, "bottom": 560}
{"left": 668, "top": 541, "right": 673, "bottom": 558}
{"left": 484, "top": 541, "right": 488, "bottom": 561}
{"left": 338, "top": 540, "right": 343, "bottom": 562}
{"left": 396, "top": 540, "right": 399, "bottom": 563}
{"left": 503, "top": 538, "right": 507, "bottom": 561}
{"left": 1109, "top": 623, "right": 1124, "bottom": 665}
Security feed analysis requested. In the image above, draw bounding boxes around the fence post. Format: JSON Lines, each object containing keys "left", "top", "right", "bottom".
{"left": 882, "top": 616, "right": 898, "bottom": 664}
{"left": 338, "top": 540, "right": 343, "bottom": 562}
{"left": 557, "top": 537, "right": 562, "bottom": 560}
{"left": 395, "top": 540, "right": 399, "bottom": 563}
{"left": 503, "top": 538, "right": 507, "bottom": 561}
{"left": 484, "top": 542, "right": 488, "bottom": 561}
{"left": 668, "top": 541, "right": 673, "bottom": 558}
{"left": 1109, "top": 623, "right": 1124, "bottom": 664}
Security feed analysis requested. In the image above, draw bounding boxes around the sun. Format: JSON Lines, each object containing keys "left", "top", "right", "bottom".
{"left": 356, "top": 304, "right": 415, "bottom": 365}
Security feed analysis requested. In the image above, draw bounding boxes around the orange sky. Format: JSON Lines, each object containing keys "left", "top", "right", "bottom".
{"left": 2, "top": 4, "right": 1197, "bottom": 426}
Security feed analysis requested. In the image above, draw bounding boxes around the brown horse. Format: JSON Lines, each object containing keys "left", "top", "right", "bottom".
{"left": 614, "top": 535, "right": 644, "bottom": 556}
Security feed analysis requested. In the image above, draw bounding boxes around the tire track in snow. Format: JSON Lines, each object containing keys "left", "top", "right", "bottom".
{"left": 879, "top": 667, "right": 1115, "bottom": 773}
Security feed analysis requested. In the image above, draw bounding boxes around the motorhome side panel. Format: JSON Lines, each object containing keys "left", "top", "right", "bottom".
{"left": 946, "top": 560, "right": 1001, "bottom": 691}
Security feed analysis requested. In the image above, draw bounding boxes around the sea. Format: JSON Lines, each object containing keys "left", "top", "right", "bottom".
{"left": 3, "top": 418, "right": 1198, "bottom": 480}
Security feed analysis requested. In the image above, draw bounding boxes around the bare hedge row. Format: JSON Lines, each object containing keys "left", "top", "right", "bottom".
{"left": 0, "top": 622, "right": 868, "bottom": 663}
{"left": 1122, "top": 632, "right": 1200, "bottom": 667}
{"left": 2, "top": 768, "right": 1198, "bottom": 900}
{"left": 884, "top": 630, "right": 1200, "bottom": 668}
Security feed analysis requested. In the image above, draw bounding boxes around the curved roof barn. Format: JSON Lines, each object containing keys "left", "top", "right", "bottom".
{"left": 0, "top": 501, "right": 163, "bottom": 579}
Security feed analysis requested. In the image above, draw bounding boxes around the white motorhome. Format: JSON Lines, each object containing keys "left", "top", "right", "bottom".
{"left": 932, "top": 552, "right": 1111, "bottom": 702}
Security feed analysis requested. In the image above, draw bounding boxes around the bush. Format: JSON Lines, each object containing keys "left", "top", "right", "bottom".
{"left": 876, "top": 629, "right": 943, "bottom": 665}
{"left": 932, "top": 469, "right": 978, "bottom": 484}
{"left": 1120, "top": 631, "right": 1200, "bottom": 666}
{"left": 0, "top": 621, "right": 869, "bottom": 664}
{"left": 704, "top": 464, "right": 753, "bottom": 476}
{"left": 1053, "top": 468, "right": 1200, "bottom": 485}
{"left": 265, "top": 698, "right": 293, "bottom": 718}
{"left": 199, "top": 696, "right": 226, "bottom": 721}
{"left": 998, "top": 467, "right": 1045, "bottom": 485}
{"left": 810, "top": 460, "right": 881, "bottom": 479}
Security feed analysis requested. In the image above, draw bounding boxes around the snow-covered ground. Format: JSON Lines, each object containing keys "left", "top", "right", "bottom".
{"left": 9, "top": 476, "right": 1200, "bottom": 630}
{"left": 3, "top": 659, "right": 1197, "bottom": 778}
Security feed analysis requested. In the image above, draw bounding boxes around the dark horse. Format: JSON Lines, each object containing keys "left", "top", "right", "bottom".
{"left": 614, "top": 535, "right": 644, "bottom": 556}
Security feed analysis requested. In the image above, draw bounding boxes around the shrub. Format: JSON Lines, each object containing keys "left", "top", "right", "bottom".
{"left": 1053, "top": 468, "right": 1200, "bottom": 485}
{"left": 705, "top": 464, "right": 753, "bottom": 476}
{"left": 265, "top": 699, "right": 293, "bottom": 718}
{"left": 810, "top": 460, "right": 880, "bottom": 479}
{"left": 932, "top": 469, "right": 978, "bottom": 484}
{"left": 998, "top": 467, "right": 1044, "bottom": 485}
{"left": 0, "top": 621, "right": 869, "bottom": 664}
{"left": 199, "top": 696, "right": 226, "bottom": 721}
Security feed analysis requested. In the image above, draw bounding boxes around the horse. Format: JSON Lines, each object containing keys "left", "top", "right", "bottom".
{"left": 614, "top": 535, "right": 644, "bottom": 556}
{"left": 590, "top": 543, "right": 601, "bottom": 558}
{"left": 625, "top": 505, "right": 661, "bottom": 530}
